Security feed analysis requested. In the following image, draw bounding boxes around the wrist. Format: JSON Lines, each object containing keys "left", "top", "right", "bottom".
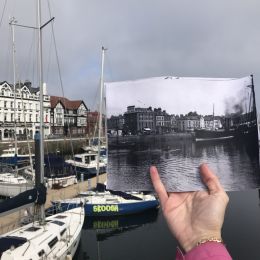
{"left": 182, "top": 232, "right": 222, "bottom": 252}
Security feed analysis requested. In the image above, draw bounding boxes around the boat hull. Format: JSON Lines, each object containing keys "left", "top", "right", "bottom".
{"left": 194, "top": 129, "right": 234, "bottom": 141}
{"left": 0, "top": 207, "right": 84, "bottom": 259}
{"left": 0, "top": 182, "right": 34, "bottom": 197}
{"left": 54, "top": 200, "right": 159, "bottom": 217}
{"left": 73, "top": 165, "right": 106, "bottom": 175}
{"left": 0, "top": 156, "right": 33, "bottom": 166}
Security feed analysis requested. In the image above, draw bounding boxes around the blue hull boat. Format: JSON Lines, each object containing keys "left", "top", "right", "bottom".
{"left": 52, "top": 191, "right": 159, "bottom": 217}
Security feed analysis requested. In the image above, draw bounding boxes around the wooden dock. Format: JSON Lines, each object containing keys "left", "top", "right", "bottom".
{"left": 0, "top": 173, "right": 107, "bottom": 235}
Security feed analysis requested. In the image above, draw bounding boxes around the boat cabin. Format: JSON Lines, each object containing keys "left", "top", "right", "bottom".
{"left": 74, "top": 153, "right": 97, "bottom": 164}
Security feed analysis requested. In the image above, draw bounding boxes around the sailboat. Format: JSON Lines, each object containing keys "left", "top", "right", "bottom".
{"left": 0, "top": 18, "right": 34, "bottom": 198}
{"left": 52, "top": 47, "right": 159, "bottom": 216}
{"left": 0, "top": 147, "right": 34, "bottom": 166}
{"left": 0, "top": 2, "right": 84, "bottom": 258}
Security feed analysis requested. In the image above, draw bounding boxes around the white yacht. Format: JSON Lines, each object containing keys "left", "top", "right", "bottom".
{"left": 0, "top": 207, "right": 84, "bottom": 259}
{"left": 0, "top": 172, "right": 33, "bottom": 197}
{"left": 65, "top": 152, "right": 106, "bottom": 175}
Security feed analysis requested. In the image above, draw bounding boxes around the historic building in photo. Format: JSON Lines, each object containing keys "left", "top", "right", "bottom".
{"left": 50, "top": 96, "right": 88, "bottom": 137}
{"left": 176, "top": 113, "right": 204, "bottom": 132}
{"left": 124, "top": 106, "right": 154, "bottom": 135}
{"left": 0, "top": 80, "right": 50, "bottom": 140}
{"left": 154, "top": 107, "right": 172, "bottom": 134}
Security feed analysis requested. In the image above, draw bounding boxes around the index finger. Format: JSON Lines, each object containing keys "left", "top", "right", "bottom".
{"left": 150, "top": 166, "right": 168, "bottom": 207}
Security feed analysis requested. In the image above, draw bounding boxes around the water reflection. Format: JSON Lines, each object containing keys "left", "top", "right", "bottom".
{"left": 75, "top": 209, "right": 160, "bottom": 260}
{"left": 108, "top": 135, "right": 260, "bottom": 191}
{"left": 74, "top": 189, "right": 260, "bottom": 260}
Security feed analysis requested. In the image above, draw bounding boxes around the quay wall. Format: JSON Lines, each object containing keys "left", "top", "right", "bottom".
{"left": 0, "top": 137, "right": 88, "bottom": 155}
{"left": 0, "top": 173, "right": 107, "bottom": 235}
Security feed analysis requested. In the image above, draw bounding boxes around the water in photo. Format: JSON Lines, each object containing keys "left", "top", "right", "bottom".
{"left": 106, "top": 76, "right": 260, "bottom": 192}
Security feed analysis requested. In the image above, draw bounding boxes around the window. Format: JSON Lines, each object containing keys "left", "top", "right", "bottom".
{"left": 55, "top": 215, "right": 67, "bottom": 219}
{"left": 25, "top": 227, "right": 41, "bottom": 232}
{"left": 48, "top": 236, "right": 58, "bottom": 249}
{"left": 38, "top": 249, "right": 45, "bottom": 257}
{"left": 4, "top": 101, "right": 7, "bottom": 108}
{"left": 60, "top": 228, "right": 66, "bottom": 237}
{"left": 51, "top": 220, "right": 65, "bottom": 226}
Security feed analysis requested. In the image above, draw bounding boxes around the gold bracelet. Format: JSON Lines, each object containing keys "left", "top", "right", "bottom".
{"left": 196, "top": 237, "right": 223, "bottom": 246}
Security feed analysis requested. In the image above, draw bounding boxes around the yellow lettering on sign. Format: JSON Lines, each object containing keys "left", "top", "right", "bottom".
{"left": 92, "top": 204, "right": 119, "bottom": 212}
{"left": 93, "top": 220, "right": 119, "bottom": 229}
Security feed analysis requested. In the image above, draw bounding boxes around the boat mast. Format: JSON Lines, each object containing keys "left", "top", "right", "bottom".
{"left": 36, "top": 0, "right": 45, "bottom": 222}
{"left": 212, "top": 103, "right": 215, "bottom": 130}
{"left": 250, "top": 75, "right": 257, "bottom": 120}
{"left": 10, "top": 17, "right": 18, "bottom": 173}
{"left": 96, "top": 46, "right": 106, "bottom": 184}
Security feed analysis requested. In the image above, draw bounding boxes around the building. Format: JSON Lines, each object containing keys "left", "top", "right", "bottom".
{"left": 177, "top": 113, "right": 204, "bottom": 132}
{"left": 204, "top": 115, "right": 223, "bottom": 130}
{"left": 124, "top": 106, "right": 154, "bottom": 135}
{"left": 154, "top": 108, "right": 172, "bottom": 134}
{"left": 107, "top": 114, "right": 125, "bottom": 135}
{"left": 0, "top": 80, "right": 50, "bottom": 140}
{"left": 50, "top": 96, "right": 88, "bottom": 137}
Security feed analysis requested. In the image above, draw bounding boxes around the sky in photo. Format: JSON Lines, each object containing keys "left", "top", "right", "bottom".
{"left": 106, "top": 76, "right": 252, "bottom": 117}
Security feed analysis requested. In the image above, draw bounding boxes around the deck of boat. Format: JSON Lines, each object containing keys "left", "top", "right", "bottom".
{"left": 0, "top": 173, "right": 107, "bottom": 235}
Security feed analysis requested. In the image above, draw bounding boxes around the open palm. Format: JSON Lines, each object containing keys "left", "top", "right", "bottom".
{"left": 150, "top": 164, "right": 229, "bottom": 252}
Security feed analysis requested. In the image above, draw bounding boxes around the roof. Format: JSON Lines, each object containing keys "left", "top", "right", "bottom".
{"left": 50, "top": 96, "right": 87, "bottom": 110}
{"left": 0, "top": 81, "right": 40, "bottom": 93}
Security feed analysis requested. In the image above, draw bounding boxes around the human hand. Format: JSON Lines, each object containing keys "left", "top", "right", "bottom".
{"left": 150, "top": 163, "right": 229, "bottom": 252}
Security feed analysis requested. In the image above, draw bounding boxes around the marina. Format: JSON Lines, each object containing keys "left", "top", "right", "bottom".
{"left": 0, "top": 0, "right": 260, "bottom": 259}
{"left": 2, "top": 171, "right": 260, "bottom": 259}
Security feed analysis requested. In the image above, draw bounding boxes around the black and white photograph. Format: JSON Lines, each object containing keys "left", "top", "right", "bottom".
{"left": 106, "top": 75, "right": 260, "bottom": 192}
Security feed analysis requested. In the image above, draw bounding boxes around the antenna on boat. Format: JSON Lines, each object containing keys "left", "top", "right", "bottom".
{"left": 96, "top": 46, "right": 107, "bottom": 185}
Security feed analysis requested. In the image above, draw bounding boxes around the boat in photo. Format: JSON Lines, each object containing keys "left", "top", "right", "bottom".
{"left": 194, "top": 128, "right": 234, "bottom": 142}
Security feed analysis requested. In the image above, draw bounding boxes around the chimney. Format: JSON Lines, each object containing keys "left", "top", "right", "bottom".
{"left": 43, "top": 82, "right": 47, "bottom": 95}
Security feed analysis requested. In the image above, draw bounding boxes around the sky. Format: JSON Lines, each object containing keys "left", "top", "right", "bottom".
{"left": 106, "top": 76, "right": 252, "bottom": 117}
{"left": 0, "top": 0, "right": 260, "bottom": 112}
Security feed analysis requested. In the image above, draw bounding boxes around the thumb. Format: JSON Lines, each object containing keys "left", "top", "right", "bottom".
{"left": 200, "top": 163, "right": 223, "bottom": 194}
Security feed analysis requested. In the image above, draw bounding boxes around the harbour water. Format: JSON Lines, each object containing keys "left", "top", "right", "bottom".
{"left": 74, "top": 189, "right": 260, "bottom": 259}
{"left": 107, "top": 134, "right": 260, "bottom": 191}
{"left": 72, "top": 134, "right": 260, "bottom": 259}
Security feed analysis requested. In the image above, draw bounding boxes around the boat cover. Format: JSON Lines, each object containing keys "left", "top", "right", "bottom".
{"left": 0, "top": 184, "right": 46, "bottom": 217}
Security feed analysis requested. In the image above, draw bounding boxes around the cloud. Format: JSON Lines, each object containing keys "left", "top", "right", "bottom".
{"left": 0, "top": 0, "right": 260, "bottom": 111}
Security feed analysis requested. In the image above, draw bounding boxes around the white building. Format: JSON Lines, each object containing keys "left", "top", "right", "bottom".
{"left": 177, "top": 115, "right": 204, "bottom": 132}
{"left": 0, "top": 81, "right": 51, "bottom": 140}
